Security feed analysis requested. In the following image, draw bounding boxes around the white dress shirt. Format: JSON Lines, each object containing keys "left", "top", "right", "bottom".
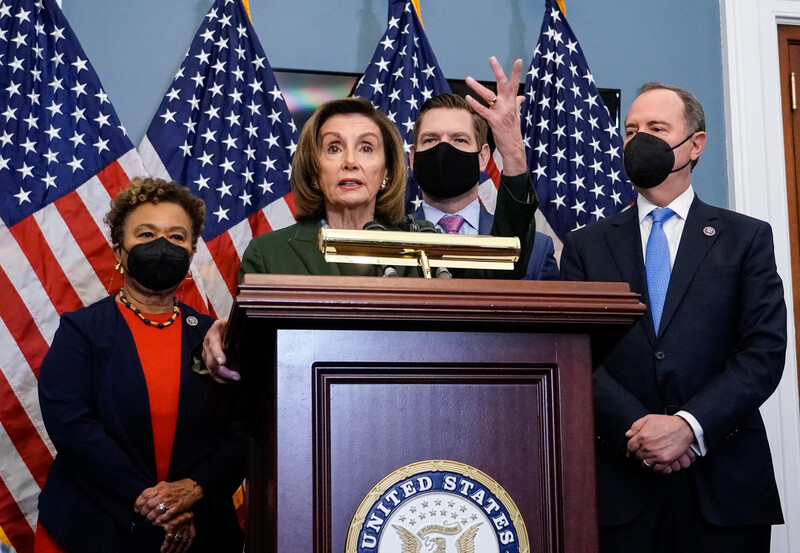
{"left": 636, "top": 185, "right": 707, "bottom": 456}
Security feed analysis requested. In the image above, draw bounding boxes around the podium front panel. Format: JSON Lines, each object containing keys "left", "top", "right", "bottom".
{"left": 230, "top": 276, "right": 644, "bottom": 553}
{"left": 258, "top": 328, "right": 595, "bottom": 553}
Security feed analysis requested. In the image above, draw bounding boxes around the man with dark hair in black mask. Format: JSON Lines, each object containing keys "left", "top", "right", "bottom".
{"left": 561, "top": 83, "right": 786, "bottom": 552}
{"left": 408, "top": 58, "right": 559, "bottom": 280}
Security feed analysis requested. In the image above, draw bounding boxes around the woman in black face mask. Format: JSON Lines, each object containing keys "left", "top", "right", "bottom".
{"left": 35, "top": 178, "right": 245, "bottom": 553}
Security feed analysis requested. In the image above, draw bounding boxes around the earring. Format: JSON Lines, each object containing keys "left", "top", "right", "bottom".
{"left": 107, "top": 263, "right": 122, "bottom": 295}
{"left": 380, "top": 177, "right": 389, "bottom": 191}
{"left": 115, "top": 262, "right": 124, "bottom": 275}
{"left": 311, "top": 181, "right": 320, "bottom": 190}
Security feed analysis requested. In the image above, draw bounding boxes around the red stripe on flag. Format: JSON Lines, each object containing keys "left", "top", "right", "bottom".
{"left": 8, "top": 218, "right": 83, "bottom": 316}
{"left": 0, "top": 265, "right": 50, "bottom": 374}
{"left": 54, "top": 192, "right": 117, "bottom": 294}
{"left": 247, "top": 210, "right": 272, "bottom": 238}
{"left": 96, "top": 160, "right": 131, "bottom": 198}
{"left": 0, "top": 368, "right": 53, "bottom": 487}
{"left": 283, "top": 191, "right": 297, "bottom": 217}
{"left": 206, "top": 303, "right": 218, "bottom": 320}
{"left": 175, "top": 278, "right": 211, "bottom": 317}
{"left": 204, "top": 233, "right": 240, "bottom": 298}
{"left": 0, "top": 476, "right": 34, "bottom": 553}
{"left": 485, "top": 158, "right": 501, "bottom": 188}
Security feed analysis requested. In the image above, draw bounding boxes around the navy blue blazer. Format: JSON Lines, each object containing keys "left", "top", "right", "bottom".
{"left": 560, "top": 197, "right": 785, "bottom": 527}
{"left": 38, "top": 295, "right": 246, "bottom": 553}
{"left": 410, "top": 199, "right": 559, "bottom": 281}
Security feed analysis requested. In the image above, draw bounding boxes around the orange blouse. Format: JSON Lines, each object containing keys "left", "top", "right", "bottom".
{"left": 117, "top": 302, "right": 183, "bottom": 483}
{"left": 35, "top": 304, "right": 183, "bottom": 552}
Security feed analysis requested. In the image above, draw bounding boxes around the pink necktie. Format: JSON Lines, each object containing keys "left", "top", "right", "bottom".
{"left": 438, "top": 214, "right": 465, "bottom": 234}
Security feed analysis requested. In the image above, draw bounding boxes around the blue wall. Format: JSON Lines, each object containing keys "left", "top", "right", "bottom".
{"left": 63, "top": 0, "right": 726, "bottom": 207}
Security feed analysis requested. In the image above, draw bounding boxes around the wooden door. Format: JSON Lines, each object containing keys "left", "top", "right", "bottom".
{"left": 777, "top": 25, "right": 800, "bottom": 384}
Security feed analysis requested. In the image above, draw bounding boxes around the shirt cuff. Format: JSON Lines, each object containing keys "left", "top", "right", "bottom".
{"left": 675, "top": 410, "right": 707, "bottom": 456}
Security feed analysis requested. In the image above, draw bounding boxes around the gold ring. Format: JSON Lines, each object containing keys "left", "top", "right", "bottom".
{"left": 166, "top": 533, "right": 174, "bottom": 541}
{"left": 642, "top": 459, "right": 651, "bottom": 468}
{"left": 488, "top": 96, "right": 497, "bottom": 107}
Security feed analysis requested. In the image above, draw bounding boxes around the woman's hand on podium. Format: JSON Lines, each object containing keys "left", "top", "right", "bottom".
{"left": 201, "top": 317, "right": 240, "bottom": 383}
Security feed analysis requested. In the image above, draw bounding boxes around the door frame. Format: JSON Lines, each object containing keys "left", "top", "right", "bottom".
{"left": 721, "top": 1, "right": 800, "bottom": 551}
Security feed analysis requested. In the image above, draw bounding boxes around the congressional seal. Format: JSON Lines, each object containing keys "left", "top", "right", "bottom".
{"left": 345, "top": 460, "right": 529, "bottom": 553}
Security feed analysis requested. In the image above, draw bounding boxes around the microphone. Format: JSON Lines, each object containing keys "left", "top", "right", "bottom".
{"left": 362, "top": 220, "right": 387, "bottom": 231}
{"left": 435, "top": 266, "right": 452, "bottom": 278}
{"left": 399, "top": 215, "right": 438, "bottom": 233}
{"left": 362, "top": 220, "right": 398, "bottom": 277}
{"left": 398, "top": 215, "right": 421, "bottom": 232}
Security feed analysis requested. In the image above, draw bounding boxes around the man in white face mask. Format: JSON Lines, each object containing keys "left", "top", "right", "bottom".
{"left": 408, "top": 58, "right": 559, "bottom": 281}
{"left": 560, "top": 82, "right": 786, "bottom": 553}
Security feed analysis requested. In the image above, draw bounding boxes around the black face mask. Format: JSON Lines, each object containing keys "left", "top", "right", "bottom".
{"left": 623, "top": 132, "right": 694, "bottom": 189}
{"left": 122, "top": 237, "right": 190, "bottom": 292}
{"left": 412, "top": 142, "right": 480, "bottom": 199}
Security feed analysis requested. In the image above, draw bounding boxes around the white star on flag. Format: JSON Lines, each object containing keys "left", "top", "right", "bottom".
{"left": 352, "top": 0, "right": 449, "bottom": 212}
{"left": 520, "top": 0, "right": 635, "bottom": 242}
{"left": 0, "top": 0, "right": 148, "bottom": 548}
{"left": 139, "top": 0, "right": 298, "bottom": 318}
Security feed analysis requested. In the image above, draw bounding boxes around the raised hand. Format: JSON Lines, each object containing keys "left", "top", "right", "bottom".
{"left": 464, "top": 57, "right": 527, "bottom": 176}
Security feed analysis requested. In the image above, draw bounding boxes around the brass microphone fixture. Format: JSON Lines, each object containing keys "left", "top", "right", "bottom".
{"left": 318, "top": 228, "right": 520, "bottom": 278}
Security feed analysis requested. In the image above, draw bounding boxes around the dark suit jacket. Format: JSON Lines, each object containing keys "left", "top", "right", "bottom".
{"left": 241, "top": 173, "right": 538, "bottom": 280}
{"left": 38, "top": 296, "right": 246, "bottom": 553}
{"left": 523, "top": 231, "right": 558, "bottom": 281}
{"left": 560, "top": 196, "right": 785, "bottom": 527}
{"left": 410, "top": 200, "right": 559, "bottom": 280}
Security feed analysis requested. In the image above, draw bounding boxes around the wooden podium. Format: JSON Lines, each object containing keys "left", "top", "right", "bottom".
{"left": 225, "top": 275, "right": 644, "bottom": 553}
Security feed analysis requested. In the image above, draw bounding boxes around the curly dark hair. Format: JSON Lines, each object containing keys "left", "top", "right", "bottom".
{"left": 105, "top": 178, "right": 206, "bottom": 247}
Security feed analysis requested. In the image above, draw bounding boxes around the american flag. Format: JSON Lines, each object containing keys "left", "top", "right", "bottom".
{"left": 139, "top": 0, "right": 298, "bottom": 318}
{"left": 521, "top": 0, "right": 635, "bottom": 244}
{"left": 0, "top": 0, "right": 146, "bottom": 550}
{"left": 351, "top": 0, "right": 450, "bottom": 213}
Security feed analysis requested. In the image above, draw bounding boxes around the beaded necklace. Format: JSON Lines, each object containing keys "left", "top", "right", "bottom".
{"left": 118, "top": 288, "right": 180, "bottom": 329}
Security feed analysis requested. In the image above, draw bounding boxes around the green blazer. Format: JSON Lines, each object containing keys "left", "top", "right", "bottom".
{"left": 239, "top": 173, "right": 538, "bottom": 280}
{"left": 238, "top": 219, "right": 421, "bottom": 277}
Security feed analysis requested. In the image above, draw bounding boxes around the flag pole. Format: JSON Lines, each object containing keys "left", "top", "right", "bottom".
{"left": 352, "top": 0, "right": 451, "bottom": 212}
{"left": 0, "top": 525, "right": 11, "bottom": 550}
{"left": 139, "top": 0, "right": 298, "bottom": 317}
{"left": 519, "top": 0, "right": 635, "bottom": 243}
{"left": 411, "top": 0, "right": 424, "bottom": 27}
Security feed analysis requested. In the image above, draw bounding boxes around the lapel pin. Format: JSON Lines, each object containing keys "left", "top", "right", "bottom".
{"left": 186, "top": 315, "right": 198, "bottom": 327}
{"left": 703, "top": 226, "right": 716, "bottom": 236}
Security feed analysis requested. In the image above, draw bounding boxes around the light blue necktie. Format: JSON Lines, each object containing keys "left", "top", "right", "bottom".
{"left": 645, "top": 207, "right": 676, "bottom": 334}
